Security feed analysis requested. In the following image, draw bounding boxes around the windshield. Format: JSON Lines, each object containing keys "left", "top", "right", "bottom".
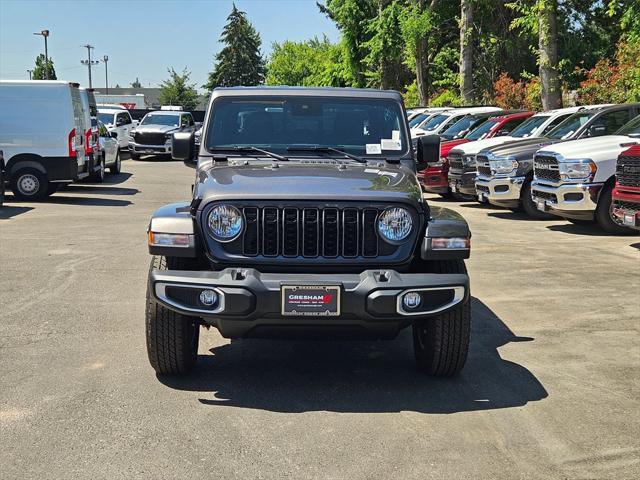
{"left": 98, "top": 112, "right": 115, "bottom": 125}
{"left": 616, "top": 115, "right": 640, "bottom": 137}
{"left": 465, "top": 119, "right": 498, "bottom": 140}
{"left": 409, "top": 113, "right": 429, "bottom": 127}
{"left": 547, "top": 112, "right": 594, "bottom": 139}
{"left": 206, "top": 96, "right": 408, "bottom": 157}
{"left": 418, "top": 113, "right": 450, "bottom": 131}
{"left": 141, "top": 114, "right": 180, "bottom": 126}
{"left": 441, "top": 115, "right": 482, "bottom": 139}
{"left": 510, "top": 115, "right": 549, "bottom": 138}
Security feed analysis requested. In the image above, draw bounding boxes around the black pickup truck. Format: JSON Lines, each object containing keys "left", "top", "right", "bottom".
{"left": 145, "top": 87, "right": 472, "bottom": 377}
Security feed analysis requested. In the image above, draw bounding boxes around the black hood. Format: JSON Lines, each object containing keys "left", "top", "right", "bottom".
{"left": 195, "top": 161, "right": 423, "bottom": 205}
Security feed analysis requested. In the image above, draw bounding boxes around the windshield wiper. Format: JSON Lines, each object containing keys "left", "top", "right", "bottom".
{"left": 287, "top": 145, "right": 367, "bottom": 163}
{"left": 212, "top": 146, "right": 289, "bottom": 161}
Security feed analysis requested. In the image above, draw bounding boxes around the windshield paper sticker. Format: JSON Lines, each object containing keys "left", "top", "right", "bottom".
{"left": 366, "top": 143, "right": 382, "bottom": 154}
{"left": 381, "top": 139, "right": 402, "bottom": 150}
{"left": 392, "top": 130, "right": 400, "bottom": 140}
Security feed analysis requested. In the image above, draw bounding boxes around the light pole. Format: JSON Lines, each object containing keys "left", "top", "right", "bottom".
{"left": 102, "top": 55, "right": 109, "bottom": 94}
{"left": 33, "top": 29, "right": 50, "bottom": 79}
{"left": 27, "top": 69, "right": 33, "bottom": 80}
{"left": 80, "top": 44, "right": 98, "bottom": 88}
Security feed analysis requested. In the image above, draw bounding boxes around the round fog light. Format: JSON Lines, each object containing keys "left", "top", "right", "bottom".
{"left": 199, "top": 289, "right": 218, "bottom": 307}
{"left": 403, "top": 292, "right": 422, "bottom": 310}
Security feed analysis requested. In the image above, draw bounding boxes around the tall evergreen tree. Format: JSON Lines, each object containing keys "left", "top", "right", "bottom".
{"left": 203, "top": 4, "right": 266, "bottom": 90}
{"left": 32, "top": 54, "right": 56, "bottom": 80}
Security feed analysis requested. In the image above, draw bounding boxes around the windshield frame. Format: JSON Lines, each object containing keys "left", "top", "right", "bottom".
{"left": 140, "top": 113, "right": 182, "bottom": 127}
{"left": 203, "top": 94, "right": 411, "bottom": 159}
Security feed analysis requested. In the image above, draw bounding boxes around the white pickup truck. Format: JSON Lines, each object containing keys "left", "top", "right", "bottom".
{"left": 531, "top": 112, "right": 640, "bottom": 234}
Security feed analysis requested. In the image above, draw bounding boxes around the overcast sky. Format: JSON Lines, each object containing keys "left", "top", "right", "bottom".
{"left": 0, "top": 0, "right": 340, "bottom": 90}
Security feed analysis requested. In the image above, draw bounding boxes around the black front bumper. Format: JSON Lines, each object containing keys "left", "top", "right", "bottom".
{"left": 151, "top": 268, "right": 469, "bottom": 339}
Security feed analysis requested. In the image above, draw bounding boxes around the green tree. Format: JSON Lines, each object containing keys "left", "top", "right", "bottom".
{"left": 266, "top": 37, "right": 353, "bottom": 87}
{"left": 32, "top": 54, "right": 56, "bottom": 80}
{"left": 204, "top": 4, "right": 266, "bottom": 90}
{"left": 131, "top": 77, "right": 142, "bottom": 88}
{"left": 159, "top": 68, "right": 199, "bottom": 110}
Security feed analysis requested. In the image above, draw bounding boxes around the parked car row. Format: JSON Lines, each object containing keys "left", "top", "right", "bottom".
{"left": 417, "top": 102, "right": 640, "bottom": 234}
{"left": 0, "top": 80, "right": 201, "bottom": 202}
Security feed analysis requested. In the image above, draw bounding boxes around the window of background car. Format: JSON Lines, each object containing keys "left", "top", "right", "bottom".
{"left": 594, "top": 109, "right": 631, "bottom": 134}
{"left": 442, "top": 115, "right": 481, "bottom": 139}
{"left": 205, "top": 96, "right": 409, "bottom": 156}
{"left": 615, "top": 114, "right": 640, "bottom": 137}
{"left": 409, "top": 113, "right": 428, "bottom": 127}
{"left": 547, "top": 112, "right": 594, "bottom": 139}
{"left": 98, "top": 112, "right": 115, "bottom": 125}
{"left": 141, "top": 114, "right": 180, "bottom": 126}
{"left": 465, "top": 119, "right": 498, "bottom": 140}
{"left": 418, "top": 113, "right": 449, "bottom": 131}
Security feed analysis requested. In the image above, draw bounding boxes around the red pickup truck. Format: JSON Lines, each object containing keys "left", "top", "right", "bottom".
{"left": 612, "top": 145, "right": 640, "bottom": 230}
{"left": 419, "top": 111, "right": 533, "bottom": 196}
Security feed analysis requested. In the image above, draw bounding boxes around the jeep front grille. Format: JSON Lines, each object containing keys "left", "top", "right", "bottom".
{"left": 616, "top": 155, "right": 640, "bottom": 188}
{"left": 534, "top": 155, "right": 560, "bottom": 182}
{"left": 240, "top": 206, "right": 380, "bottom": 259}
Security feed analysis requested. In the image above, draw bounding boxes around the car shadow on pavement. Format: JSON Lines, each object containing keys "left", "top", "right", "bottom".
{"left": 60, "top": 184, "right": 139, "bottom": 196}
{"left": 488, "top": 211, "right": 547, "bottom": 221}
{"left": 0, "top": 205, "right": 34, "bottom": 219}
{"left": 159, "top": 297, "right": 548, "bottom": 414}
{"left": 546, "top": 223, "right": 635, "bottom": 237}
{"left": 44, "top": 196, "right": 132, "bottom": 207}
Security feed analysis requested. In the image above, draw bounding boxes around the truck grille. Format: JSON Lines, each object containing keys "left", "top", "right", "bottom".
{"left": 613, "top": 199, "right": 640, "bottom": 211}
{"left": 476, "top": 184, "right": 489, "bottom": 194}
{"left": 239, "top": 206, "right": 381, "bottom": 259}
{"left": 476, "top": 155, "right": 491, "bottom": 177}
{"left": 448, "top": 153, "right": 463, "bottom": 173}
{"left": 616, "top": 155, "right": 640, "bottom": 187}
{"left": 533, "top": 190, "right": 557, "bottom": 203}
{"left": 134, "top": 132, "right": 166, "bottom": 145}
{"left": 534, "top": 155, "right": 560, "bottom": 182}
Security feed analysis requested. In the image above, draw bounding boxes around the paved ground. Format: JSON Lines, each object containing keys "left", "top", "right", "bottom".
{"left": 1, "top": 157, "right": 639, "bottom": 479}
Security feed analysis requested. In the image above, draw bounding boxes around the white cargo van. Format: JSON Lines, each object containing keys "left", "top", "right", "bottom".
{"left": 0, "top": 80, "right": 89, "bottom": 200}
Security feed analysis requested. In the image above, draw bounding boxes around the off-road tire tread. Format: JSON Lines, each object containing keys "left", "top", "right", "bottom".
{"left": 145, "top": 255, "right": 199, "bottom": 375}
{"left": 413, "top": 259, "right": 470, "bottom": 376}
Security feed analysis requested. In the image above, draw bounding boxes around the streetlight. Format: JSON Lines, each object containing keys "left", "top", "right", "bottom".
{"left": 102, "top": 55, "right": 109, "bottom": 94}
{"left": 33, "top": 29, "right": 50, "bottom": 80}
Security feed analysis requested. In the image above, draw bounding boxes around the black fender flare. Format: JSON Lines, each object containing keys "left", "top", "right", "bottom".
{"left": 147, "top": 202, "right": 198, "bottom": 258}
{"left": 421, "top": 206, "right": 471, "bottom": 260}
{"left": 6, "top": 153, "right": 47, "bottom": 176}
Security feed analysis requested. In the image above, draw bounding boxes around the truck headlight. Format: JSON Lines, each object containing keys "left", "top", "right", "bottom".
{"left": 559, "top": 159, "right": 596, "bottom": 181}
{"left": 378, "top": 207, "right": 412, "bottom": 243}
{"left": 208, "top": 204, "right": 243, "bottom": 241}
{"left": 490, "top": 157, "right": 518, "bottom": 175}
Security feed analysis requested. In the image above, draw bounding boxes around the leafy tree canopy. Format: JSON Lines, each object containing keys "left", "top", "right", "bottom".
{"left": 32, "top": 54, "right": 56, "bottom": 80}
{"left": 159, "top": 68, "right": 199, "bottom": 110}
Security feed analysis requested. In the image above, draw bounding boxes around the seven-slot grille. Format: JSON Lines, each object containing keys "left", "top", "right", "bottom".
{"left": 134, "top": 131, "right": 167, "bottom": 145}
{"left": 448, "top": 153, "right": 463, "bottom": 173}
{"left": 616, "top": 155, "right": 640, "bottom": 187}
{"left": 239, "top": 206, "right": 381, "bottom": 259}
{"left": 533, "top": 190, "right": 557, "bottom": 203}
{"left": 534, "top": 155, "right": 560, "bottom": 182}
{"left": 476, "top": 155, "right": 491, "bottom": 177}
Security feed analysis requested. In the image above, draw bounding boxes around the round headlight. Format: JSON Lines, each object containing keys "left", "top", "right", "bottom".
{"left": 377, "top": 207, "right": 413, "bottom": 243}
{"left": 208, "top": 204, "right": 243, "bottom": 241}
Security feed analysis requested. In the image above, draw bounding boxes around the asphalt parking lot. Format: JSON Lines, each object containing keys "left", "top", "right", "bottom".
{"left": 1, "top": 157, "right": 638, "bottom": 479}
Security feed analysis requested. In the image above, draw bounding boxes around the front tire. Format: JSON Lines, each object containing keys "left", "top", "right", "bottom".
{"left": 412, "top": 259, "right": 471, "bottom": 376}
{"left": 145, "top": 255, "right": 200, "bottom": 375}
{"left": 109, "top": 149, "right": 121, "bottom": 174}
{"left": 595, "top": 182, "right": 637, "bottom": 235}
{"left": 10, "top": 168, "right": 49, "bottom": 201}
{"left": 521, "top": 180, "right": 555, "bottom": 219}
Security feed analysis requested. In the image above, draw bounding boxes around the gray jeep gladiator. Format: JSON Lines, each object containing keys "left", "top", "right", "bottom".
{"left": 145, "top": 87, "right": 472, "bottom": 377}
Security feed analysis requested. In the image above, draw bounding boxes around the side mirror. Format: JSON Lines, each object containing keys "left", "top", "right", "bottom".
{"left": 588, "top": 124, "right": 607, "bottom": 137}
{"left": 173, "top": 131, "right": 196, "bottom": 167}
{"left": 110, "top": 131, "right": 118, "bottom": 139}
{"left": 415, "top": 134, "right": 440, "bottom": 171}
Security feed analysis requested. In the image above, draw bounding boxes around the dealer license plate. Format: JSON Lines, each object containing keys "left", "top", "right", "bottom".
{"left": 478, "top": 193, "right": 486, "bottom": 203}
{"left": 623, "top": 212, "right": 636, "bottom": 226}
{"left": 281, "top": 285, "right": 341, "bottom": 317}
{"left": 537, "top": 199, "right": 547, "bottom": 212}
{"left": 450, "top": 184, "right": 457, "bottom": 193}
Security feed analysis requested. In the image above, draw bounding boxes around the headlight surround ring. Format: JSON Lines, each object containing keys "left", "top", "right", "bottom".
{"left": 207, "top": 204, "right": 244, "bottom": 242}
{"left": 377, "top": 207, "right": 413, "bottom": 243}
